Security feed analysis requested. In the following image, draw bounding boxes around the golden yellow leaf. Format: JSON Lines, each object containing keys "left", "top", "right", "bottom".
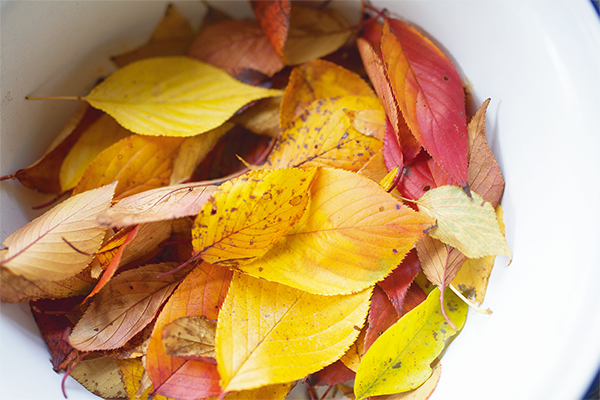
{"left": 118, "top": 358, "right": 175, "bottom": 400}
{"left": 282, "top": 6, "right": 351, "bottom": 65}
{"left": 72, "top": 135, "right": 183, "bottom": 199}
{"left": 231, "top": 97, "right": 282, "bottom": 138}
{"left": 0, "top": 183, "right": 115, "bottom": 281}
{"left": 192, "top": 168, "right": 316, "bottom": 267}
{"left": 340, "top": 326, "right": 367, "bottom": 372}
{"left": 223, "top": 383, "right": 295, "bottom": 400}
{"left": 170, "top": 122, "right": 233, "bottom": 184}
{"left": 417, "top": 185, "right": 511, "bottom": 259}
{"left": 358, "top": 151, "right": 389, "bottom": 183}
{"left": 217, "top": 272, "right": 372, "bottom": 393}
{"left": 98, "top": 184, "right": 218, "bottom": 228}
{"left": 84, "top": 57, "right": 282, "bottom": 137}
{"left": 59, "top": 114, "right": 132, "bottom": 191}
{"left": 241, "top": 168, "right": 434, "bottom": 295}
{"left": 266, "top": 96, "right": 383, "bottom": 171}
{"left": 280, "top": 59, "right": 376, "bottom": 128}
{"left": 70, "top": 356, "right": 127, "bottom": 399}
{"left": 345, "top": 109, "right": 387, "bottom": 141}
{"left": 112, "top": 4, "right": 195, "bottom": 68}
{"left": 162, "top": 315, "right": 216, "bottom": 361}
{"left": 451, "top": 204, "right": 506, "bottom": 303}
{"left": 370, "top": 360, "right": 442, "bottom": 400}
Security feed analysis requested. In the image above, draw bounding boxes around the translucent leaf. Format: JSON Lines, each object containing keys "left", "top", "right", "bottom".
{"left": 417, "top": 185, "right": 511, "bottom": 258}
{"left": 416, "top": 235, "right": 466, "bottom": 291}
{"left": 84, "top": 57, "right": 282, "bottom": 137}
{"left": 354, "top": 287, "right": 467, "bottom": 399}
{"left": 0, "top": 183, "right": 115, "bottom": 281}
{"left": 162, "top": 315, "right": 216, "bottom": 362}
{"left": 98, "top": 183, "right": 218, "bottom": 228}
{"left": 217, "top": 272, "right": 372, "bottom": 392}
{"left": 240, "top": 168, "right": 434, "bottom": 295}
{"left": 192, "top": 168, "right": 316, "bottom": 267}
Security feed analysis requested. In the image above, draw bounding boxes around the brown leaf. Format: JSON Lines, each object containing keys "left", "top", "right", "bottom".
{"left": 69, "top": 262, "right": 191, "bottom": 351}
{"left": 468, "top": 99, "right": 505, "bottom": 207}
{"left": 252, "top": 0, "right": 291, "bottom": 56}
{"left": 14, "top": 104, "right": 104, "bottom": 193}
{"left": 188, "top": 19, "right": 284, "bottom": 78}
{"left": 0, "top": 183, "right": 115, "bottom": 281}
{"left": 231, "top": 97, "right": 282, "bottom": 138}
{"left": 416, "top": 235, "right": 466, "bottom": 290}
{"left": 98, "top": 184, "right": 218, "bottom": 228}
{"left": 70, "top": 356, "right": 127, "bottom": 399}
{"left": 72, "top": 135, "right": 183, "bottom": 200}
{"left": 111, "top": 4, "right": 195, "bottom": 68}
{"left": 162, "top": 315, "right": 216, "bottom": 362}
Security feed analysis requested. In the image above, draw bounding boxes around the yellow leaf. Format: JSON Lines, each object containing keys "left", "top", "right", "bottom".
{"left": 72, "top": 135, "right": 183, "bottom": 199}
{"left": 241, "top": 168, "right": 434, "bottom": 295}
{"left": 192, "top": 168, "right": 316, "bottom": 267}
{"left": 223, "top": 383, "right": 295, "bottom": 400}
{"left": 266, "top": 96, "right": 383, "bottom": 171}
{"left": 358, "top": 151, "right": 389, "bottom": 183}
{"left": 354, "top": 288, "right": 467, "bottom": 400}
{"left": 282, "top": 6, "right": 351, "bottom": 65}
{"left": 84, "top": 57, "right": 282, "bottom": 137}
{"left": 370, "top": 360, "right": 442, "bottom": 400}
{"left": 340, "top": 326, "right": 367, "bottom": 372}
{"left": 59, "top": 114, "right": 132, "bottom": 191}
{"left": 118, "top": 358, "right": 175, "bottom": 400}
{"left": 417, "top": 185, "right": 511, "bottom": 259}
{"left": 451, "top": 204, "right": 507, "bottom": 303}
{"left": 344, "top": 109, "right": 387, "bottom": 141}
{"left": 279, "top": 59, "right": 376, "bottom": 128}
{"left": 0, "top": 183, "right": 115, "bottom": 281}
{"left": 97, "top": 183, "right": 218, "bottom": 228}
{"left": 216, "top": 272, "right": 372, "bottom": 393}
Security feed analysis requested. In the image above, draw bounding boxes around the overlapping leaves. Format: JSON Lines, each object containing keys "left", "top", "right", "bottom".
{"left": 0, "top": 3, "right": 510, "bottom": 400}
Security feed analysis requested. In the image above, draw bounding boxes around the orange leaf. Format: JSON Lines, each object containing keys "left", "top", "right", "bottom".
{"left": 188, "top": 19, "right": 284, "bottom": 78}
{"left": 251, "top": 0, "right": 291, "bottom": 56}
{"left": 381, "top": 19, "right": 469, "bottom": 188}
{"left": 241, "top": 168, "right": 434, "bottom": 295}
{"left": 72, "top": 135, "right": 183, "bottom": 199}
{"left": 279, "top": 59, "right": 376, "bottom": 129}
{"left": 468, "top": 99, "right": 505, "bottom": 207}
{"left": 146, "top": 261, "right": 231, "bottom": 400}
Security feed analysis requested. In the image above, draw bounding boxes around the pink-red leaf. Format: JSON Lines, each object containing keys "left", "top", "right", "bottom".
{"left": 381, "top": 18, "right": 469, "bottom": 188}
{"left": 251, "top": 0, "right": 291, "bottom": 57}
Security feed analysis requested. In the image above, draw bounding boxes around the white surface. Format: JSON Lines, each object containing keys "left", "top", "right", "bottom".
{"left": 1, "top": 1, "right": 600, "bottom": 400}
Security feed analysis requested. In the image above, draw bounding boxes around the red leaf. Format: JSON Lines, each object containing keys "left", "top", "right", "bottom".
{"left": 402, "top": 281, "right": 428, "bottom": 315}
{"left": 147, "top": 261, "right": 232, "bottom": 400}
{"left": 381, "top": 18, "right": 469, "bottom": 188}
{"left": 396, "top": 151, "right": 457, "bottom": 202}
{"left": 251, "top": 0, "right": 291, "bottom": 56}
{"left": 377, "top": 249, "right": 420, "bottom": 314}
{"left": 364, "top": 285, "right": 399, "bottom": 351}
{"left": 308, "top": 359, "right": 355, "bottom": 387}
{"left": 382, "top": 117, "right": 404, "bottom": 172}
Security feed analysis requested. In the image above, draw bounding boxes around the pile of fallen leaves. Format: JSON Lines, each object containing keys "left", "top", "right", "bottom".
{"left": 0, "top": 1, "right": 510, "bottom": 399}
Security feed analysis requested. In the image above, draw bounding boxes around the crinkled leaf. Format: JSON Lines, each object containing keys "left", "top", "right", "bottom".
{"left": 98, "top": 184, "right": 218, "bottom": 228}
{"left": 417, "top": 185, "right": 511, "bottom": 258}
{"left": 83, "top": 57, "right": 282, "bottom": 137}
{"left": 280, "top": 59, "right": 376, "bottom": 128}
{"left": 252, "top": 0, "right": 290, "bottom": 56}
{"left": 468, "top": 99, "right": 505, "bottom": 207}
{"left": 111, "top": 4, "right": 195, "bottom": 68}
{"left": 240, "top": 168, "right": 434, "bottom": 295}
{"left": 416, "top": 234, "right": 466, "bottom": 291}
{"left": 452, "top": 204, "right": 506, "bottom": 303}
{"left": 72, "top": 135, "right": 183, "bottom": 199}
{"left": 354, "top": 287, "right": 467, "bottom": 399}
{"left": 14, "top": 104, "right": 103, "bottom": 193}
{"left": 217, "top": 272, "right": 371, "bottom": 392}
{"left": 70, "top": 356, "right": 127, "bottom": 399}
{"left": 381, "top": 19, "right": 468, "bottom": 187}
{"left": 188, "top": 19, "right": 284, "bottom": 78}
{"left": 0, "top": 183, "right": 115, "bottom": 281}
{"left": 282, "top": 6, "right": 351, "bottom": 65}
{"left": 147, "top": 261, "right": 231, "bottom": 400}
{"left": 170, "top": 122, "right": 233, "bottom": 184}
{"left": 267, "top": 96, "right": 383, "bottom": 171}
{"left": 70, "top": 262, "right": 190, "bottom": 351}
{"left": 162, "top": 315, "right": 216, "bottom": 362}
{"left": 60, "top": 113, "right": 132, "bottom": 191}
{"left": 192, "top": 168, "right": 315, "bottom": 267}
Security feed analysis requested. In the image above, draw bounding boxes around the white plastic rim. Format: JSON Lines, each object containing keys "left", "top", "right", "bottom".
{"left": 1, "top": 1, "right": 600, "bottom": 400}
